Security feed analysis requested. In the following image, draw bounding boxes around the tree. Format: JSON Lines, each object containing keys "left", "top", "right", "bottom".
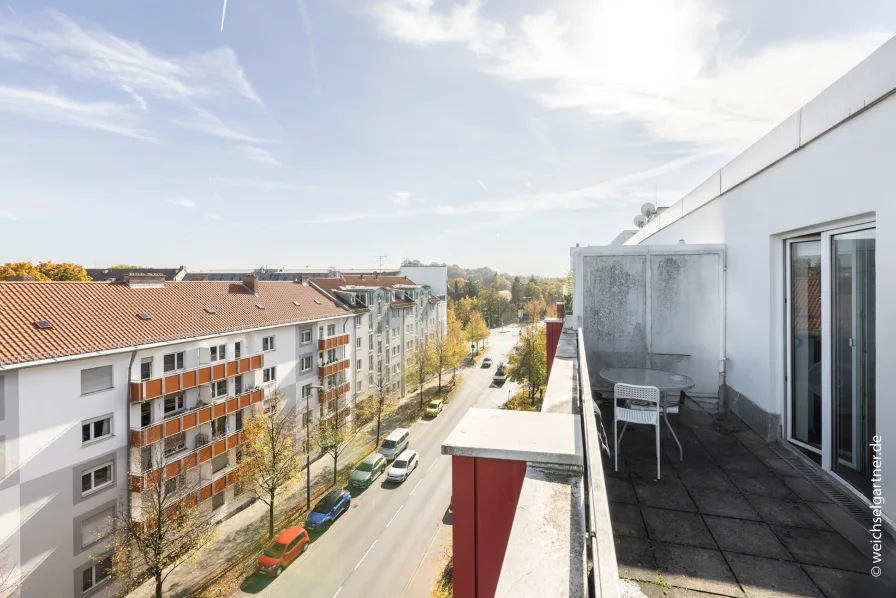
{"left": 241, "top": 389, "right": 303, "bottom": 539}
{"left": 38, "top": 261, "right": 91, "bottom": 281}
{"left": 356, "top": 366, "right": 397, "bottom": 446}
{"left": 465, "top": 312, "right": 489, "bottom": 351}
{"left": 405, "top": 338, "right": 435, "bottom": 410}
{"left": 312, "top": 405, "right": 359, "bottom": 485}
{"left": 454, "top": 296, "right": 476, "bottom": 328}
{"left": 107, "top": 449, "right": 217, "bottom": 598}
{"left": 507, "top": 326, "right": 547, "bottom": 404}
{"left": 0, "top": 262, "right": 49, "bottom": 281}
{"left": 524, "top": 297, "right": 547, "bottom": 324}
{"left": 445, "top": 308, "right": 468, "bottom": 383}
{"left": 463, "top": 280, "right": 480, "bottom": 298}
{"left": 0, "top": 546, "right": 21, "bottom": 598}
{"left": 109, "top": 264, "right": 144, "bottom": 269}
{"left": 511, "top": 276, "right": 523, "bottom": 303}
{"left": 563, "top": 270, "right": 573, "bottom": 315}
{"left": 430, "top": 322, "right": 453, "bottom": 393}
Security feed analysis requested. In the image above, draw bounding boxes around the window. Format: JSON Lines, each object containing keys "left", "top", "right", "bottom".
{"left": 368, "top": 355, "right": 373, "bottom": 370}
{"left": 140, "top": 403, "right": 151, "bottom": 427}
{"left": 327, "top": 398, "right": 337, "bottom": 414}
{"left": 212, "top": 416, "right": 228, "bottom": 438}
{"left": 356, "top": 359, "right": 362, "bottom": 371}
{"left": 236, "top": 410, "right": 243, "bottom": 431}
{"left": 356, "top": 337, "right": 362, "bottom": 349}
{"left": 212, "top": 453, "right": 229, "bottom": 474}
{"left": 392, "top": 364, "right": 400, "bottom": 375}
{"left": 211, "top": 379, "right": 227, "bottom": 399}
{"left": 82, "top": 555, "right": 112, "bottom": 594}
{"left": 263, "top": 367, "right": 276, "bottom": 383}
{"left": 80, "top": 507, "right": 113, "bottom": 549}
{"left": 81, "top": 462, "right": 114, "bottom": 496}
{"left": 212, "top": 492, "right": 225, "bottom": 511}
{"left": 327, "top": 324, "right": 336, "bottom": 336}
{"left": 302, "top": 383, "right": 312, "bottom": 399}
{"left": 164, "top": 432, "right": 186, "bottom": 456}
{"left": 301, "top": 410, "right": 310, "bottom": 427}
{"left": 385, "top": 329, "right": 390, "bottom": 343}
{"left": 301, "top": 329, "right": 312, "bottom": 344}
{"left": 235, "top": 374, "right": 244, "bottom": 395}
{"left": 210, "top": 344, "right": 226, "bottom": 362}
{"left": 262, "top": 335, "right": 276, "bottom": 352}
{"left": 140, "top": 446, "right": 152, "bottom": 471}
{"left": 368, "top": 374, "right": 373, "bottom": 386}
{"left": 164, "top": 394, "right": 185, "bottom": 415}
{"left": 81, "top": 365, "right": 113, "bottom": 395}
{"left": 377, "top": 341, "right": 382, "bottom": 355}
{"left": 357, "top": 379, "right": 363, "bottom": 392}
{"left": 301, "top": 356, "right": 312, "bottom": 372}
{"left": 164, "top": 351, "right": 185, "bottom": 373}
{"left": 369, "top": 335, "right": 373, "bottom": 350}
{"left": 234, "top": 341, "right": 242, "bottom": 359}
{"left": 140, "top": 358, "right": 152, "bottom": 381}
{"left": 368, "top": 317, "right": 373, "bottom": 329}
{"left": 82, "top": 416, "right": 112, "bottom": 444}
{"left": 326, "top": 348, "right": 336, "bottom": 362}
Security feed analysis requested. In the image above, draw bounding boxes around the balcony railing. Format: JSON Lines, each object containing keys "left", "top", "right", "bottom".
{"left": 130, "top": 352, "right": 265, "bottom": 402}
{"left": 318, "top": 358, "right": 350, "bottom": 378}
{"left": 317, "top": 334, "right": 349, "bottom": 351}
{"left": 320, "top": 382, "right": 350, "bottom": 401}
{"left": 130, "top": 388, "right": 263, "bottom": 447}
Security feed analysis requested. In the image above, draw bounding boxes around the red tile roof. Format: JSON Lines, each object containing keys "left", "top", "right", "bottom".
{"left": 0, "top": 281, "right": 347, "bottom": 366}
{"left": 791, "top": 276, "right": 821, "bottom": 332}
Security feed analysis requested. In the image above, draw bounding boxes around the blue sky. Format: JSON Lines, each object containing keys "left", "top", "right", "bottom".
{"left": 1, "top": 0, "right": 894, "bottom": 276}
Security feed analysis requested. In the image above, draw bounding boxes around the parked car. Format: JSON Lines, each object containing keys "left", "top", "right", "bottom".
{"left": 425, "top": 398, "right": 444, "bottom": 417}
{"left": 387, "top": 449, "right": 419, "bottom": 483}
{"left": 380, "top": 428, "right": 410, "bottom": 461}
{"left": 482, "top": 357, "right": 493, "bottom": 368}
{"left": 256, "top": 526, "right": 310, "bottom": 577}
{"left": 305, "top": 488, "right": 351, "bottom": 531}
{"left": 493, "top": 363, "right": 507, "bottom": 384}
{"left": 349, "top": 453, "right": 387, "bottom": 488}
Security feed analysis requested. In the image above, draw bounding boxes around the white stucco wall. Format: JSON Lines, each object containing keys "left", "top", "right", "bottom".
{"left": 399, "top": 266, "right": 448, "bottom": 298}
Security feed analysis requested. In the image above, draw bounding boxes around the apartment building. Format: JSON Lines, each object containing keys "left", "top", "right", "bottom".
{"left": 309, "top": 274, "right": 446, "bottom": 404}
{"left": 0, "top": 274, "right": 357, "bottom": 598}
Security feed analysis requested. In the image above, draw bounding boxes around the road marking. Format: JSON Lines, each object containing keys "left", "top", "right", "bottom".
{"left": 333, "top": 587, "right": 343, "bottom": 598}
{"left": 354, "top": 540, "right": 377, "bottom": 571}
{"left": 399, "top": 522, "right": 445, "bottom": 598}
{"left": 427, "top": 458, "right": 439, "bottom": 473}
{"left": 409, "top": 479, "right": 423, "bottom": 497}
{"left": 386, "top": 505, "right": 403, "bottom": 528}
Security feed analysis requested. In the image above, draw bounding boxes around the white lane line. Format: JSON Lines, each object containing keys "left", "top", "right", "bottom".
{"left": 409, "top": 479, "right": 423, "bottom": 497}
{"left": 354, "top": 540, "right": 377, "bottom": 571}
{"left": 427, "top": 458, "right": 439, "bottom": 473}
{"left": 386, "top": 505, "right": 403, "bottom": 528}
{"left": 333, "top": 587, "right": 343, "bottom": 598}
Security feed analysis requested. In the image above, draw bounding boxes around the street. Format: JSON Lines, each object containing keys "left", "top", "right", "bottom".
{"left": 237, "top": 325, "right": 520, "bottom": 598}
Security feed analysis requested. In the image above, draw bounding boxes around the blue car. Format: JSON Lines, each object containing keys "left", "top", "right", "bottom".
{"left": 305, "top": 488, "right": 351, "bottom": 531}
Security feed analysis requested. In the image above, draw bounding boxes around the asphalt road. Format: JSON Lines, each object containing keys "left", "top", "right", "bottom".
{"left": 238, "top": 325, "right": 521, "bottom": 598}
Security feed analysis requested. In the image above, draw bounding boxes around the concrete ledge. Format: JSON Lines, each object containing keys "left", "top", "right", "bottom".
{"left": 722, "top": 384, "right": 781, "bottom": 441}
{"left": 442, "top": 408, "right": 584, "bottom": 473}
{"left": 495, "top": 465, "right": 585, "bottom": 598}
{"left": 543, "top": 328, "right": 580, "bottom": 415}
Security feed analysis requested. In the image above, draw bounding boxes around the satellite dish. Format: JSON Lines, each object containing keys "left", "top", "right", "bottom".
{"left": 641, "top": 203, "right": 656, "bottom": 218}
{"left": 633, "top": 214, "right": 647, "bottom": 228}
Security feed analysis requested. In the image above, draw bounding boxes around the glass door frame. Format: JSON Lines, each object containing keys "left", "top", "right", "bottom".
{"left": 784, "top": 219, "right": 876, "bottom": 477}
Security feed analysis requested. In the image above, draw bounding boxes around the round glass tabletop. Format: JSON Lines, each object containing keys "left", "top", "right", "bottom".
{"left": 599, "top": 367, "right": 695, "bottom": 391}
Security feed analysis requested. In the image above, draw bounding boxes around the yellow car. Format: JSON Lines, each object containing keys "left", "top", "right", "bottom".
{"left": 425, "top": 399, "right": 444, "bottom": 418}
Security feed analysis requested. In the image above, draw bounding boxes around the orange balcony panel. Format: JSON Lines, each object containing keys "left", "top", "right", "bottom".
{"left": 197, "top": 406, "right": 212, "bottom": 425}
{"left": 147, "top": 425, "right": 163, "bottom": 444}
{"left": 199, "top": 445, "right": 212, "bottom": 464}
{"left": 213, "top": 477, "right": 227, "bottom": 495}
{"left": 238, "top": 357, "right": 250, "bottom": 373}
{"left": 197, "top": 367, "right": 211, "bottom": 385}
{"left": 327, "top": 337, "right": 335, "bottom": 350}
{"left": 251, "top": 389, "right": 262, "bottom": 404}
{"left": 250, "top": 355, "right": 262, "bottom": 370}
{"left": 226, "top": 398, "right": 238, "bottom": 414}
{"left": 145, "top": 379, "right": 163, "bottom": 400}
{"left": 164, "top": 418, "right": 181, "bottom": 437}
{"left": 239, "top": 393, "right": 250, "bottom": 409}
{"left": 213, "top": 439, "right": 227, "bottom": 457}
{"left": 212, "top": 364, "right": 226, "bottom": 381}
{"left": 165, "top": 460, "right": 181, "bottom": 480}
{"left": 226, "top": 361, "right": 237, "bottom": 377}
{"left": 130, "top": 476, "right": 143, "bottom": 493}
{"left": 317, "top": 339, "right": 325, "bottom": 351}
{"left": 227, "top": 434, "right": 239, "bottom": 450}
{"left": 200, "top": 484, "right": 213, "bottom": 502}
{"left": 213, "top": 402, "right": 226, "bottom": 419}
{"left": 182, "top": 370, "right": 197, "bottom": 389}
{"left": 184, "top": 493, "right": 198, "bottom": 509}
{"left": 182, "top": 411, "right": 197, "bottom": 431}
{"left": 130, "top": 429, "right": 143, "bottom": 447}
{"left": 164, "top": 374, "right": 181, "bottom": 395}
{"left": 182, "top": 452, "right": 197, "bottom": 470}
{"left": 130, "top": 381, "right": 143, "bottom": 402}
{"left": 227, "top": 470, "right": 239, "bottom": 486}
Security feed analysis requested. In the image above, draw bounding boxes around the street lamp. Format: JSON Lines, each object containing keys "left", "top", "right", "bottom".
{"left": 307, "top": 384, "right": 327, "bottom": 509}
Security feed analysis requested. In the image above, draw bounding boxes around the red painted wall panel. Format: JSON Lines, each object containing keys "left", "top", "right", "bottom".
{"left": 452, "top": 456, "right": 476, "bottom": 598}
{"left": 546, "top": 320, "right": 563, "bottom": 383}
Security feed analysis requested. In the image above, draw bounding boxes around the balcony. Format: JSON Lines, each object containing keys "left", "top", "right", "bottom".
{"left": 320, "top": 382, "right": 350, "bottom": 401}
{"left": 130, "top": 388, "right": 263, "bottom": 447}
{"left": 319, "top": 358, "right": 350, "bottom": 378}
{"left": 130, "top": 352, "right": 265, "bottom": 402}
{"left": 317, "top": 334, "right": 350, "bottom": 351}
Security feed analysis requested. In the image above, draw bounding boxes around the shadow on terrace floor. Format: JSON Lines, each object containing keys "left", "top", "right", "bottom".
{"left": 598, "top": 397, "right": 896, "bottom": 598}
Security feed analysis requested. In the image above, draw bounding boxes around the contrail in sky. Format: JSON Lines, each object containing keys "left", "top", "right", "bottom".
{"left": 220, "top": 0, "right": 228, "bottom": 32}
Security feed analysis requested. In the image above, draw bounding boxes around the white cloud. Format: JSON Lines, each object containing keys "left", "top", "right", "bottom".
{"left": 170, "top": 107, "right": 274, "bottom": 144}
{"left": 234, "top": 145, "right": 281, "bottom": 167}
{"left": 297, "top": 0, "right": 320, "bottom": 84}
{"left": 216, "top": 178, "right": 309, "bottom": 192}
{"left": 121, "top": 84, "right": 147, "bottom": 110}
{"left": 207, "top": 213, "right": 224, "bottom": 221}
{"left": 0, "top": 210, "right": 17, "bottom": 220}
{"left": 0, "top": 84, "right": 153, "bottom": 140}
{"left": 477, "top": 179, "right": 488, "bottom": 191}
{"left": 369, "top": 0, "right": 890, "bottom": 152}
{"left": 391, "top": 191, "right": 415, "bottom": 206}
{"left": 167, "top": 197, "right": 196, "bottom": 208}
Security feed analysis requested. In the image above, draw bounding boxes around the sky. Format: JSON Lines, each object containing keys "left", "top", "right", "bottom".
{"left": 0, "top": 1, "right": 893, "bottom": 277}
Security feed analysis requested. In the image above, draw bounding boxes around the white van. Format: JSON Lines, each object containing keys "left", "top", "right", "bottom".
{"left": 379, "top": 428, "right": 410, "bottom": 461}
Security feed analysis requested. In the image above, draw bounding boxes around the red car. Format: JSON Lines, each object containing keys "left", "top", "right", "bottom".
{"left": 256, "top": 526, "right": 310, "bottom": 577}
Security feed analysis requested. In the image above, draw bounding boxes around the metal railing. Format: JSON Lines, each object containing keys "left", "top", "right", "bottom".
{"left": 576, "top": 328, "right": 620, "bottom": 597}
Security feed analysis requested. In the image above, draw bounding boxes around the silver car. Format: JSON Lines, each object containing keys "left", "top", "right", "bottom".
{"left": 349, "top": 453, "right": 387, "bottom": 488}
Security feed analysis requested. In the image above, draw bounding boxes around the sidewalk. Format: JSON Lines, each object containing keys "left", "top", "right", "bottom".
{"left": 128, "top": 368, "right": 468, "bottom": 598}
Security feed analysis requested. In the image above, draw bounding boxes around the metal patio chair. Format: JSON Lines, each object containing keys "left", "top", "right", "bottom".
{"left": 613, "top": 383, "right": 683, "bottom": 479}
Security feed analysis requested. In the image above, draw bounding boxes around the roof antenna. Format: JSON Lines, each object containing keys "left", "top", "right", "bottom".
{"left": 375, "top": 253, "right": 388, "bottom": 269}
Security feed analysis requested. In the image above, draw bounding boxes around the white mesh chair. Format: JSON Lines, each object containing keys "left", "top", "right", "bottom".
{"left": 613, "top": 383, "right": 683, "bottom": 479}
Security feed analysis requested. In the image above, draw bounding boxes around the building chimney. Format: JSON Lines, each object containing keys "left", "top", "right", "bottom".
{"left": 360, "top": 274, "right": 364, "bottom": 280}
{"left": 374, "top": 272, "right": 379, "bottom": 280}
{"left": 124, "top": 273, "right": 166, "bottom": 288}
{"left": 6, "top": 275, "right": 35, "bottom": 281}
{"left": 242, "top": 274, "right": 259, "bottom": 296}
{"left": 192, "top": 274, "right": 208, "bottom": 281}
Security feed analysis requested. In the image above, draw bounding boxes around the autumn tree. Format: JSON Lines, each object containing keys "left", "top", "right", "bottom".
{"left": 0, "top": 262, "right": 49, "bottom": 281}
{"left": 38, "top": 261, "right": 91, "bottom": 281}
{"left": 312, "top": 405, "right": 359, "bottom": 485}
{"left": 106, "top": 449, "right": 217, "bottom": 598}
{"left": 508, "top": 325, "right": 548, "bottom": 404}
{"left": 405, "top": 337, "right": 435, "bottom": 410}
{"left": 109, "top": 264, "right": 144, "bottom": 269}
{"left": 524, "top": 297, "right": 547, "bottom": 324}
{"left": 241, "top": 389, "right": 303, "bottom": 539}
{"left": 430, "top": 323, "right": 453, "bottom": 393}
{"left": 465, "top": 312, "right": 489, "bottom": 352}
{"left": 356, "top": 365, "right": 397, "bottom": 446}
{"left": 445, "top": 309, "right": 468, "bottom": 384}
{"left": 454, "top": 296, "right": 476, "bottom": 327}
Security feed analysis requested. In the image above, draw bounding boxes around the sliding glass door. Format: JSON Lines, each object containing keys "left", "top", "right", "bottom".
{"left": 786, "top": 225, "right": 876, "bottom": 498}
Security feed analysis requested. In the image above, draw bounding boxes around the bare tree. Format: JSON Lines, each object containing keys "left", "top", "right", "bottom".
{"left": 356, "top": 366, "right": 397, "bottom": 446}
{"left": 106, "top": 446, "right": 217, "bottom": 598}
{"left": 0, "top": 546, "right": 22, "bottom": 598}
{"left": 241, "top": 389, "right": 303, "bottom": 539}
{"left": 312, "top": 399, "right": 360, "bottom": 485}
{"left": 405, "top": 337, "right": 435, "bottom": 410}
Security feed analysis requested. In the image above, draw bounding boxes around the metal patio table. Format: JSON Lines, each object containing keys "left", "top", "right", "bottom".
{"left": 599, "top": 367, "right": 695, "bottom": 414}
